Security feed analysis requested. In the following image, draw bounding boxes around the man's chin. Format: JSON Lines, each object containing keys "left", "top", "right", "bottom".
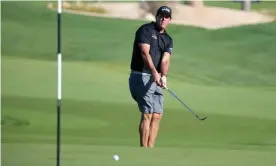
{"left": 161, "top": 25, "right": 167, "bottom": 29}
{"left": 156, "top": 23, "right": 167, "bottom": 30}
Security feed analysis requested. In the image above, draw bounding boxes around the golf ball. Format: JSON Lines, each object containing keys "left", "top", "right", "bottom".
{"left": 113, "top": 155, "right": 119, "bottom": 161}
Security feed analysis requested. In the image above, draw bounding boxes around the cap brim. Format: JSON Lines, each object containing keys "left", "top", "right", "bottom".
{"left": 159, "top": 11, "right": 171, "bottom": 17}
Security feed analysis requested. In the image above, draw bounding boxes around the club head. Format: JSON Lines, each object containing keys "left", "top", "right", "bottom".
{"left": 200, "top": 116, "right": 208, "bottom": 120}
{"left": 197, "top": 116, "right": 208, "bottom": 121}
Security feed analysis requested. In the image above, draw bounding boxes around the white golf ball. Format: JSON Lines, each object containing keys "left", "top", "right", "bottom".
{"left": 113, "top": 155, "right": 119, "bottom": 161}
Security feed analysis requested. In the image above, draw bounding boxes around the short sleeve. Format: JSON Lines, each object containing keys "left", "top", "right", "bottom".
{"left": 135, "top": 26, "right": 151, "bottom": 44}
{"left": 164, "top": 38, "right": 173, "bottom": 55}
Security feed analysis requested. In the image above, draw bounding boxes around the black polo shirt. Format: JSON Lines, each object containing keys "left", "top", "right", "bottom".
{"left": 130, "top": 21, "right": 173, "bottom": 74}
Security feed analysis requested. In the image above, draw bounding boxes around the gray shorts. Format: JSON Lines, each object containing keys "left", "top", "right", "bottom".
{"left": 128, "top": 71, "right": 164, "bottom": 114}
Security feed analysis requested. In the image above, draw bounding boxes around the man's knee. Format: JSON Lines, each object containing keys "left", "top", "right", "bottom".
{"left": 141, "top": 113, "right": 152, "bottom": 122}
{"left": 140, "top": 113, "right": 152, "bottom": 131}
{"left": 152, "top": 113, "right": 162, "bottom": 122}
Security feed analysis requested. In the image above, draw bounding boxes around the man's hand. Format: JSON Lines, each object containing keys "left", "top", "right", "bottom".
{"left": 160, "top": 75, "right": 167, "bottom": 88}
{"left": 152, "top": 71, "right": 161, "bottom": 86}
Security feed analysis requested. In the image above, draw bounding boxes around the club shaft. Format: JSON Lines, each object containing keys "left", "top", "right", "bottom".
{"left": 166, "top": 88, "right": 199, "bottom": 117}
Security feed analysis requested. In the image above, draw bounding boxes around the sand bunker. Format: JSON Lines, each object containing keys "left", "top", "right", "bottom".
{"left": 48, "top": 2, "right": 274, "bottom": 29}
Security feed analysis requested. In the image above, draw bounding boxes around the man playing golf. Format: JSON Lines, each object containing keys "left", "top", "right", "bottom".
{"left": 129, "top": 6, "right": 173, "bottom": 147}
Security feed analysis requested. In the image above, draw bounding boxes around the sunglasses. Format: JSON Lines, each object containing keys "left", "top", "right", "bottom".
{"left": 158, "top": 14, "right": 171, "bottom": 19}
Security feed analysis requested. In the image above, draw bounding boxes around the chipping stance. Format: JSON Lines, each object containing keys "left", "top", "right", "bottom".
{"left": 128, "top": 6, "right": 173, "bottom": 147}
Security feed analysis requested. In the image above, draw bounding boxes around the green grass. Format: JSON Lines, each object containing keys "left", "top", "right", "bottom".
{"left": 205, "top": 1, "right": 276, "bottom": 10}
{"left": 1, "top": 2, "right": 276, "bottom": 166}
{"left": 204, "top": 1, "right": 276, "bottom": 17}
{"left": 2, "top": 2, "right": 276, "bottom": 86}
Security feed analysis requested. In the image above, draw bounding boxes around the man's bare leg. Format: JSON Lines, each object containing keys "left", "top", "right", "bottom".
{"left": 148, "top": 113, "right": 162, "bottom": 147}
{"left": 139, "top": 113, "right": 152, "bottom": 147}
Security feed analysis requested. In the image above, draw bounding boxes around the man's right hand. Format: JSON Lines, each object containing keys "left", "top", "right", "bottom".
{"left": 152, "top": 71, "right": 161, "bottom": 86}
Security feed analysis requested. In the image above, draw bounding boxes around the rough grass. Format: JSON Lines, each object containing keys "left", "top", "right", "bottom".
{"left": 204, "top": 1, "right": 276, "bottom": 17}
{"left": 2, "top": 2, "right": 276, "bottom": 86}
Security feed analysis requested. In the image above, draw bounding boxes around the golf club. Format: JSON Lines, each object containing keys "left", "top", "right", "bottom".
{"left": 165, "top": 87, "right": 208, "bottom": 121}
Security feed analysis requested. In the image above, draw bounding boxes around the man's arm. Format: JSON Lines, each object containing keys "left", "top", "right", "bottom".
{"left": 138, "top": 43, "right": 161, "bottom": 86}
{"left": 160, "top": 52, "right": 171, "bottom": 88}
{"left": 138, "top": 43, "right": 158, "bottom": 75}
{"left": 136, "top": 26, "right": 161, "bottom": 85}
{"left": 161, "top": 38, "right": 173, "bottom": 77}
{"left": 160, "top": 52, "right": 171, "bottom": 77}
{"left": 136, "top": 26, "right": 158, "bottom": 75}
{"left": 161, "top": 38, "right": 173, "bottom": 88}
